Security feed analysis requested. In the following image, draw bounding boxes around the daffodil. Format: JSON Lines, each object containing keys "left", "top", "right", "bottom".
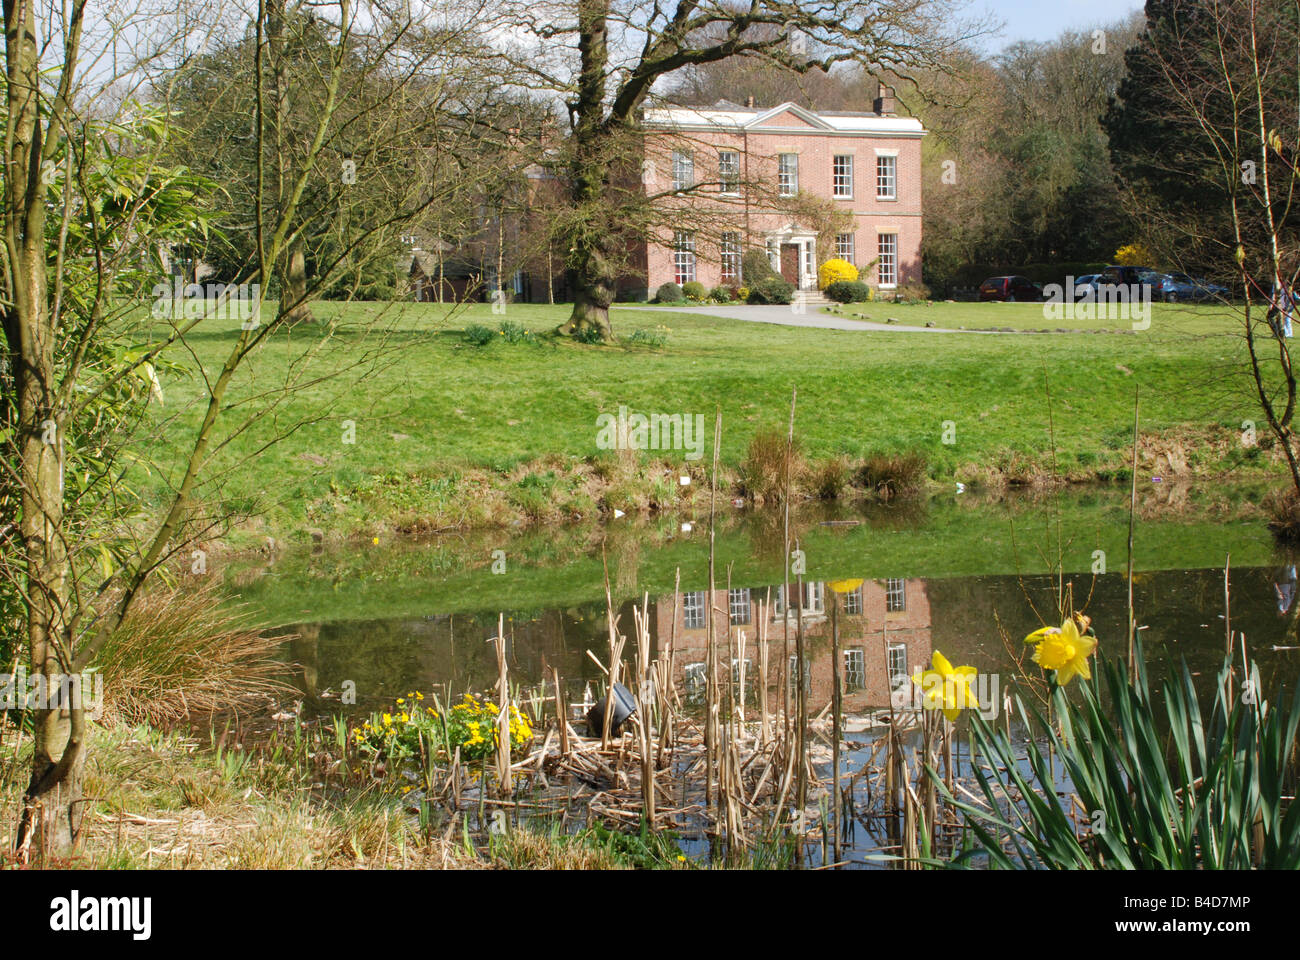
{"left": 912, "top": 650, "right": 979, "bottom": 721}
{"left": 1026, "top": 617, "right": 1096, "bottom": 686}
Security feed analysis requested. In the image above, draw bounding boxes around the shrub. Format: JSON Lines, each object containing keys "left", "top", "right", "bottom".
{"left": 655, "top": 281, "right": 685, "bottom": 302}
{"left": 735, "top": 286, "right": 750, "bottom": 302}
{"left": 825, "top": 280, "right": 872, "bottom": 303}
{"left": 807, "top": 456, "right": 851, "bottom": 499}
{"left": 681, "top": 280, "right": 707, "bottom": 301}
{"left": 855, "top": 452, "right": 927, "bottom": 499}
{"left": 742, "top": 248, "right": 777, "bottom": 284}
{"left": 893, "top": 282, "right": 931, "bottom": 303}
{"left": 818, "top": 258, "right": 858, "bottom": 289}
{"left": 708, "top": 285, "right": 733, "bottom": 302}
{"left": 463, "top": 323, "right": 495, "bottom": 346}
{"left": 747, "top": 276, "right": 795, "bottom": 305}
{"left": 573, "top": 324, "right": 605, "bottom": 344}
{"left": 92, "top": 581, "right": 291, "bottom": 725}
{"left": 741, "top": 427, "right": 803, "bottom": 502}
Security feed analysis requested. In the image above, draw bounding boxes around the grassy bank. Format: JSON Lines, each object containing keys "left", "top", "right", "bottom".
{"left": 138, "top": 300, "right": 1277, "bottom": 547}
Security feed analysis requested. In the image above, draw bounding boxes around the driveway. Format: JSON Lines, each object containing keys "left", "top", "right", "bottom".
{"left": 621, "top": 303, "right": 1013, "bottom": 333}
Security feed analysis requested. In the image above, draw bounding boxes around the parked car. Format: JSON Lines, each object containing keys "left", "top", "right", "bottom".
{"left": 1072, "top": 274, "right": 1102, "bottom": 300}
{"left": 1158, "top": 271, "right": 1229, "bottom": 303}
{"left": 1096, "top": 265, "right": 1164, "bottom": 300}
{"left": 978, "top": 276, "right": 1043, "bottom": 301}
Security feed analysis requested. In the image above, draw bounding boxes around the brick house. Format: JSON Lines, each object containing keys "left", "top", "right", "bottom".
{"left": 657, "top": 577, "right": 932, "bottom": 715}
{"left": 637, "top": 89, "right": 924, "bottom": 297}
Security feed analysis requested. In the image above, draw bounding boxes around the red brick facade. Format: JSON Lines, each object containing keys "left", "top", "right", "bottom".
{"left": 637, "top": 101, "right": 924, "bottom": 297}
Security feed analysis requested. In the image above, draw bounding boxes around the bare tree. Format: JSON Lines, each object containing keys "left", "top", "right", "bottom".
{"left": 0, "top": 0, "right": 492, "bottom": 857}
{"left": 488, "top": 0, "right": 986, "bottom": 339}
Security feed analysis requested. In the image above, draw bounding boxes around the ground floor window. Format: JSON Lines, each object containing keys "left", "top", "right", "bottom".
{"left": 835, "top": 232, "right": 855, "bottom": 265}
{"left": 843, "top": 583, "right": 863, "bottom": 615}
{"left": 877, "top": 233, "right": 897, "bottom": 285}
{"left": 729, "top": 587, "right": 751, "bottom": 624}
{"left": 674, "top": 231, "right": 696, "bottom": 285}
{"left": 683, "top": 590, "right": 705, "bottom": 629}
{"left": 721, "top": 232, "right": 741, "bottom": 281}
{"left": 886, "top": 578, "right": 906, "bottom": 611}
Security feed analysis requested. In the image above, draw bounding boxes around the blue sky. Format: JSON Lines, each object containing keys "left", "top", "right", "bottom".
{"left": 980, "top": 0, "right": 1144, "bottom": 48}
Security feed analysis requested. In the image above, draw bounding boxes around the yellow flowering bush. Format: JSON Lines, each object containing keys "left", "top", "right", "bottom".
{"left": 351, "top": 690, "right": 534, "bottom": 765}
{"left": 818, "top": 258, "right": 858, "bottom": 290}
{"left": 1113, "top": 243, "right": 1152, "bottom": 266}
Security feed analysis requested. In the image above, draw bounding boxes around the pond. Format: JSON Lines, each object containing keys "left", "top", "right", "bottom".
{"left": 223, "top": 484, "right": 1298, "bottom": 866}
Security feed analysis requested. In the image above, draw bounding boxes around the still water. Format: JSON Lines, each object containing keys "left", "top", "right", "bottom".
{"left": 224, "top": 486, "right": 1299, "bottom": 865}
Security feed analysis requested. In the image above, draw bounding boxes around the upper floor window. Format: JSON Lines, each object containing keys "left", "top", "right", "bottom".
{"left": 835, "top": 232, "right": 855, "bottom": 265}
{"left": 671, "top": 150, "right": 694, "bottom": 191}
{"left": 674, "top": 231, "right": 697, "bottom": 285}
{"left": 877, "top": 233, "right": 897, "bottom": 286}
{"left": 778, "top": 153, "right": 799, "bottom": 196}
{"left": 683, "top": 590, "right": 706, "bottom": 629}
{"left": 720, "top": 232, "right": 741, "bottom": 282}
{"left": 833, "top": 155, "right": 854, "bottom": 198}
{"left": 876, "top": 154, "right": 897, "bottom": 200}
{"left": 718, "top": 151, "right": 740, "bottom": 193}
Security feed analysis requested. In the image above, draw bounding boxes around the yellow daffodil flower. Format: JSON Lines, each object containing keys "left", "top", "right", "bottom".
{"left": 912, "top": 650, "right": 979, "bottom": 721}
{"left": 1026, "top": 617, "right": 1097, "bottom": 686}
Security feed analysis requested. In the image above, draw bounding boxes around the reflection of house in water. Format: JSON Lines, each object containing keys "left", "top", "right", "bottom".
{"left": 655, "top": 579, "right": 932, "bottom": 713}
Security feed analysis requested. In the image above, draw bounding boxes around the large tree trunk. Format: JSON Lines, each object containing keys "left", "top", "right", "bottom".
{"left": 559, "top": 240, "right": 615, "bottom": 339}
{"left": 6, "top": 0, "right": 86, "bottom": 860}
{"left": 282, "top": 239, "right": 315, "bottom": 324}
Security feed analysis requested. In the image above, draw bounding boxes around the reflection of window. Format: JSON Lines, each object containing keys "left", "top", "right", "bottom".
{"left": 729, "top": 587, "right": 751, "bottom": 624}
{"left": 887, "top": 642, "right": 908, "bottom": 688}
{"left": 671, "top": 150, "right": 694, "bottom": 190}
{"left": 788, "top": 655, "right": 811, "bottom": 693}
{"left": 721, "top": 232, "right": 741, "bottom": 281}
{"left": 843, "top": 584, "right": 863, "bottom": 615}
{"left": 845, "top": 648, "right": 866, "bottom": 691}
{"left": 876, "top": 154, "right": 896, "bottom": 200}
{"left": 674, "top": 231, "right": 696, "bottom": 285}
{"left": 833, "top": 155, "right": 854, "bottom": 197}
{"left": 886, "top": 578, "right": 906, "bottom": 612}
{"left": 683, "top": 591, "right": 706, "bottom": 629}
{"left": 718, "top": 151, "right": 740, "bottom": 193}
{"left": 778, "top": 153, "right": 799, "bottom": 195}
{"left": 683, "top": 662, "right": 706, "bottom": 704}
{"left": 773, "top": 582, "right": 824, "bottom": 616}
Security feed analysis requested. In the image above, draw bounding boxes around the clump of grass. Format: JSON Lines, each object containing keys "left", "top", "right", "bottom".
{"left": 463, "top": 323, "right": 496, "bottom": 346}
{"left": 624, "top": 326, "right": 668, "bottom": 348}
{"left": 93, "top": 580, "right": 293, "bottom": 725}
{"left": 855, "top": 451, "right": 927, "bottom": 499}
{"left": 740, "top": 427, "right": 802, "bottom": 504}
{"left": 806, "top": 455, "right": 851, "bottom": 500}
{"left": 1266, "top": 486, "right": 1300, "bottom": 542}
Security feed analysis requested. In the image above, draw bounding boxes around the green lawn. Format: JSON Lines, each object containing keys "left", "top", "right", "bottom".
{"left": 137, "top": 300, "right": 1276, "bottom": 543}
{"left": 820, "top": 298, "right": 1242, "bottom": 334}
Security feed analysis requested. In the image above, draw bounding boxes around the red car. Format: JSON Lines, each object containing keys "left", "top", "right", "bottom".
{"left": 978, "top": 276, "right": 1042, "bottom": 302}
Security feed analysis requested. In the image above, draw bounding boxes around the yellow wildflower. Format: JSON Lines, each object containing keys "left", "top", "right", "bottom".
{"left": 912, "top": 650, "right": 980, "bottom": 721}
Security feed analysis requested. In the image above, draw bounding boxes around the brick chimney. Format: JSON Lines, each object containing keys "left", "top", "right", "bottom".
{"left": 873, "top": 85, "right": 895, "bottom": 116}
